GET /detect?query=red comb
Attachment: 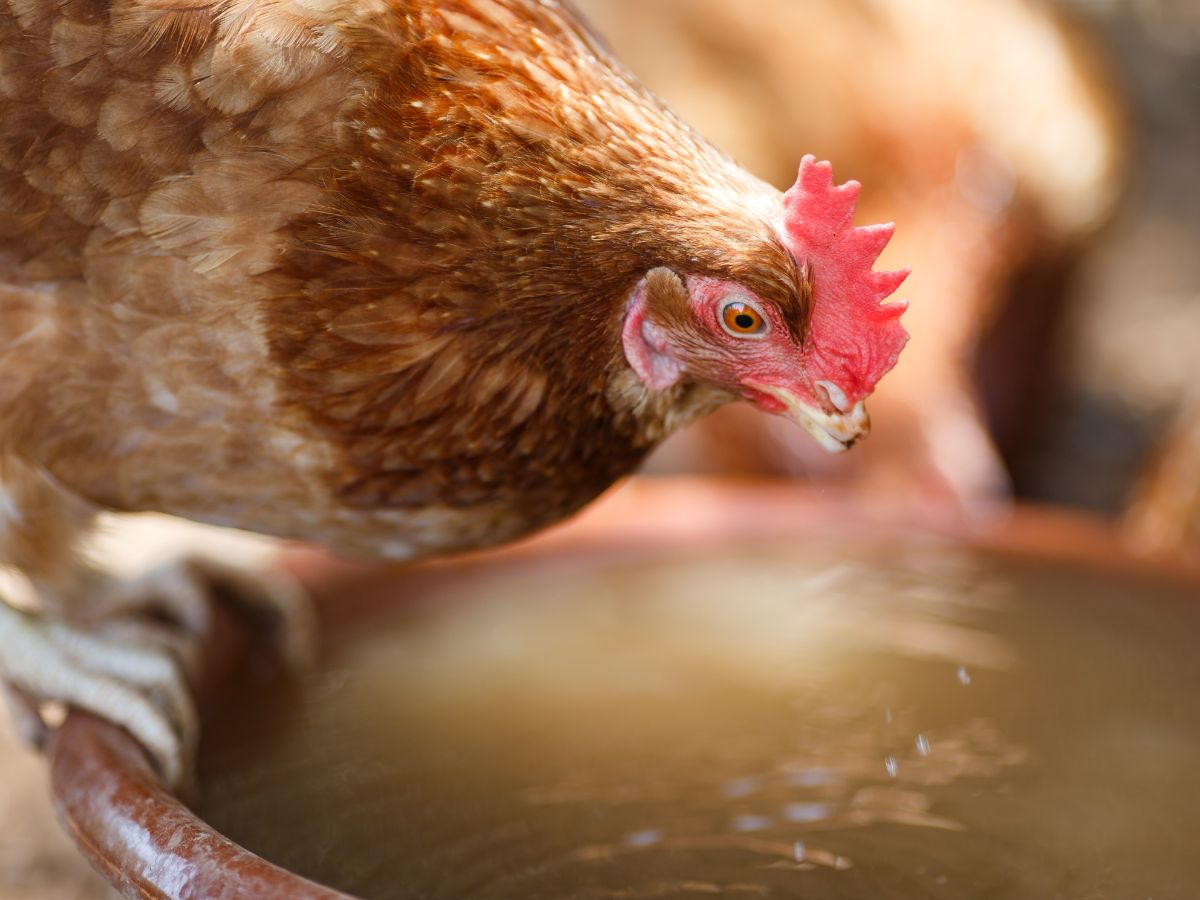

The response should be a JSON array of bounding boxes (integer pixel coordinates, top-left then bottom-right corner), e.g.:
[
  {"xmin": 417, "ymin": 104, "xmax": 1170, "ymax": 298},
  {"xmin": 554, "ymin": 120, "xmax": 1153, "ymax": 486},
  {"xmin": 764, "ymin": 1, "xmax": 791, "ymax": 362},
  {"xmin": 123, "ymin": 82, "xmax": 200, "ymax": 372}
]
[{"xmin": 783, "ymin": 156, "xmax": 909, "ymax": 406}]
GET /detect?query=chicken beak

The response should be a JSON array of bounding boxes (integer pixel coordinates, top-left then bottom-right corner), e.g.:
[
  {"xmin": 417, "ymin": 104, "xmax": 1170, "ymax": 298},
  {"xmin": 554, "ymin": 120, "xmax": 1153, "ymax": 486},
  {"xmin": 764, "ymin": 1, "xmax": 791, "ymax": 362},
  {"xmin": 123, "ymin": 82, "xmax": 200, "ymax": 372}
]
[{"xmin": 744, "ymin": 382, "xmax": 871, "ymax": 454}]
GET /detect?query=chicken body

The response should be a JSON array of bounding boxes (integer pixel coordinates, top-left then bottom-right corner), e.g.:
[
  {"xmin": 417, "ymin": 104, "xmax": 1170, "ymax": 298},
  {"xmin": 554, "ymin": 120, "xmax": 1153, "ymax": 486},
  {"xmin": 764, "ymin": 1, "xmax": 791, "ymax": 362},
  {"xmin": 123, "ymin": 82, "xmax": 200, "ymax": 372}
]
[
  {"xmin": 0, "ymin": 0, "xmax": 904, "ymax": 786},
  {"xmin": 0, "ymin": 0, "xmax": 807, "ymax": 567}
]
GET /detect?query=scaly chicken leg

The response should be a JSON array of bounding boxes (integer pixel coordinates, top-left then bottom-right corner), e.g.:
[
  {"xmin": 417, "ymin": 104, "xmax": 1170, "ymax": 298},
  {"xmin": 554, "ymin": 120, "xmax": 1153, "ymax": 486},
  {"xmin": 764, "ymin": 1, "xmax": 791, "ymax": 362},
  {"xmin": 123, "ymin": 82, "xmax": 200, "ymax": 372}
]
[
  {"xmin": 0, "ymin": 453, "xmax": 193, "ymax": 785},
  {"xmin": 0, "ymin": 600, "xmax": 197, "ymax": 788},
  {"xmin": 0, "ymin": 562, "xmax": 312, "ymax": 789},
  {"xmin": 0, "ymin": 455, "xmax": 311, "ymax": 788}
]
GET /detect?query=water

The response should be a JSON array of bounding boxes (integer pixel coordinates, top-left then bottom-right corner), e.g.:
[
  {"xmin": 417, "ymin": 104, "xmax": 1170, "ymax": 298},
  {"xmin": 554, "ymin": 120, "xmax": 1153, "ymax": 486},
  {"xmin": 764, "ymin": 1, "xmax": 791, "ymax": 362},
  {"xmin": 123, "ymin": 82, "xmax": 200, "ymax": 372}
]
[{"xmin": 199, "ymin": 539, "xmax": 1200, "ymax": 898}]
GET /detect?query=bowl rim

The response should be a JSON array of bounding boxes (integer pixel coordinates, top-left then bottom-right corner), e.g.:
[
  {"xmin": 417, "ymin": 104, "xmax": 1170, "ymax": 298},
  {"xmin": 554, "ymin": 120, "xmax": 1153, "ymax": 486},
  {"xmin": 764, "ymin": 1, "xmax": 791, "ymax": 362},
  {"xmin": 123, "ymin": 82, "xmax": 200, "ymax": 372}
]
[{"xmin": 45, "ymin": 480, "xmax": 1200, "ymax": 898}]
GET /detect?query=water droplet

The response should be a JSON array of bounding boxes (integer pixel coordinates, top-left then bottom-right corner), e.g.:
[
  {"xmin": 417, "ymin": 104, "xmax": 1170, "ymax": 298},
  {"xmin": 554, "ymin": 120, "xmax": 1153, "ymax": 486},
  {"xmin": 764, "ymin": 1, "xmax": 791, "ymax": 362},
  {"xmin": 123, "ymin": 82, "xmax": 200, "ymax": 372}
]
[
  {"xmin": 732, "ymin": 814, "xmax": 774, "ymax": 832},
  {"xmin": 783, "ymin": 802, "xmax": 830, "ymax": 823},
  {"xmin": 722, "ymin": 776, "xmax": 762, "ymax": 798},
  {"xmin": 915, "ymin": 733, "xmax": 931, "ymax": 756},
  {"xmin": 956, "ymin": 665, "xmax": 972, "ymax": 686},
  {"xmin": 785, "ymin": 768, "xmax": 839, "ymax": 788},
  {"xmin": 884, "ymin": 754, "xmax": 899, "ymax": 777},
  {"xmin": 623, "ymin": 829, "xmax": 663, "ymax": 847},
  {"xmin": 793, "ymin": 840, "xmax": 807, "ymax": 862}
]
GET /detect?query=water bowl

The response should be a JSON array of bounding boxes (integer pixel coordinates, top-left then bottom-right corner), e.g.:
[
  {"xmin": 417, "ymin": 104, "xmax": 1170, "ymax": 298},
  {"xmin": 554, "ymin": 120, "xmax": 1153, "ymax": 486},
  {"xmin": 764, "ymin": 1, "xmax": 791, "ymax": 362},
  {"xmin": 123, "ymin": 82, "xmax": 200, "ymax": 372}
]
[{"xmin": 47, "ymin": 482, "xmax": 1200, "ymax": 898}]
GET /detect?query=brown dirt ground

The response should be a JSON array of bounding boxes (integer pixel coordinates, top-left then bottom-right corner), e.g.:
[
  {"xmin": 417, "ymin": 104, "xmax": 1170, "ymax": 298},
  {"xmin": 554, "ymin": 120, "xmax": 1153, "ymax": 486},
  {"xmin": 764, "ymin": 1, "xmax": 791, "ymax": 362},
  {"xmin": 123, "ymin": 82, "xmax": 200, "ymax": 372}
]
[{"xmin": 0, "ymin": 716, "xmax": 110, "ymax": 899}]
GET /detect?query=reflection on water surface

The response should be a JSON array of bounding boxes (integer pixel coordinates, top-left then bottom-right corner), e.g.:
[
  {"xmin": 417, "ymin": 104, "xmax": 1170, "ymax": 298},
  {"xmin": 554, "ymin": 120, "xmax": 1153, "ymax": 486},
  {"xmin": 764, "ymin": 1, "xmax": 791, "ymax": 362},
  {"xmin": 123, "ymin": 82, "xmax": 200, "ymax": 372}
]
[{"xmin": 200, "ymin": 539, "xmax": 1200, "ymax": 898}]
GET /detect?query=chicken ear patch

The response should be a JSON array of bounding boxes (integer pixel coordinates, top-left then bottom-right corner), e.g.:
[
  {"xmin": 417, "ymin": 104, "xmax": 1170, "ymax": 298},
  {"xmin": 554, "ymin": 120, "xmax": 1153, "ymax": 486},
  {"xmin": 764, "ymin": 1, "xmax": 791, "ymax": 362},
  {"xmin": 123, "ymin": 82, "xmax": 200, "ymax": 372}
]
[
  {"xmin": 622, "ymin": 269, "xmax": 686, "ymax": 391},
  {"xmin": 782, "ymin": 156, "xmax": 909, "ymax": 406}
]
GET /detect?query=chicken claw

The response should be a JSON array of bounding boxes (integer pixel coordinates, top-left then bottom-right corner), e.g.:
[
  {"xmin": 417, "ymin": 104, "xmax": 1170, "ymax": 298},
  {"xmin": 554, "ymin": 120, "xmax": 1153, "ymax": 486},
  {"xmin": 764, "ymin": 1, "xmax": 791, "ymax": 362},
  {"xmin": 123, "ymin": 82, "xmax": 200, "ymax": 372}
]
[
  {"xmin": 0, "ymin": 600, "xmax": 197, "ymax": 790},
  {"xmin": 0, "ymin": 555, "xmax": 314, "ymax": 791}
]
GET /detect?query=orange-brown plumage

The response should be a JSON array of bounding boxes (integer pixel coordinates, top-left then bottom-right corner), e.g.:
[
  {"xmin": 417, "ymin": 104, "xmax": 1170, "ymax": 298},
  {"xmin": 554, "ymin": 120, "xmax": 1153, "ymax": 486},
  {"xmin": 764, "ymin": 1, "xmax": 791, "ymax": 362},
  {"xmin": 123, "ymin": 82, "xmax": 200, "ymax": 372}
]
[{"xmin": 0, "ymin": 0, "xmax": 901, "ymax": 565}]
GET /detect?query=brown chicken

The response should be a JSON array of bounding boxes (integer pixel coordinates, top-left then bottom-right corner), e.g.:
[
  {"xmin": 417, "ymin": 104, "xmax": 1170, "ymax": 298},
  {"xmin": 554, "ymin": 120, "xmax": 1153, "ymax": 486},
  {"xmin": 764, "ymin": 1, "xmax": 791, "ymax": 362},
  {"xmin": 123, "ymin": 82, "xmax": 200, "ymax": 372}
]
[{"xmin": 0, "ymin": 0, "xmax": 907, "ymax": 786}]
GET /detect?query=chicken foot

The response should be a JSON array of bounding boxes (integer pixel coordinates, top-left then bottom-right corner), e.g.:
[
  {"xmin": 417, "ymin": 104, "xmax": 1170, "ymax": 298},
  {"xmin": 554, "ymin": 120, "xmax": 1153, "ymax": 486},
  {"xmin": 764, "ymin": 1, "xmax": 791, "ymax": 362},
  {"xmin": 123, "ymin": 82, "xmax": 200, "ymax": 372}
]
[
  {"xmin": 0, "ymin": 554, "xmax": 314, "ymax": 791},
  {"xmin": 0, "ymin": 599, "xmax": 197, "ymax": 789}
]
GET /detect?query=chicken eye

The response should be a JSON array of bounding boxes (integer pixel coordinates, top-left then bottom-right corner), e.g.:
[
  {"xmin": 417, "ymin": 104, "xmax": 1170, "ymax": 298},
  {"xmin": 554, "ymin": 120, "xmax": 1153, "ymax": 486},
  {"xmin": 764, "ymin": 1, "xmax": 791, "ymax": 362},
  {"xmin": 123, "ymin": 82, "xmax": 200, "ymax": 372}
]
[{"xmin": 720, "ymin": 299, "xmax": 769, "ymax": 338}]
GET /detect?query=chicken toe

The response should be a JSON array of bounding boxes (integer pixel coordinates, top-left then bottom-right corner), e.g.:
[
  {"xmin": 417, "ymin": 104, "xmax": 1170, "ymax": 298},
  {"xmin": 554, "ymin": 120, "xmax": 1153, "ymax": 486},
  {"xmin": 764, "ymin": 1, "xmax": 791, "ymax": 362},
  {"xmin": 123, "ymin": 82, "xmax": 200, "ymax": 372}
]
[{"xmin": 0, "ymin": 599, "xmax": 197, "ymax": 789}]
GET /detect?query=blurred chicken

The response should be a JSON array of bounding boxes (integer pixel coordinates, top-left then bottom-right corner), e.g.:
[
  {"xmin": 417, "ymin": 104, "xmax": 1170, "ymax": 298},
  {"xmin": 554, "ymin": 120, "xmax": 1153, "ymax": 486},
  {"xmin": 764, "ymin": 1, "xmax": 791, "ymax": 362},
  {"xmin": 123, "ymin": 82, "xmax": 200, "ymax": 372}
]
[
  {"xmin": 0, "ymin": 0, "xmax": 908, "ymax": 786},
  {"xmin": 575, "ymin": 0, "xmax": 1126, "ymax": 510}
]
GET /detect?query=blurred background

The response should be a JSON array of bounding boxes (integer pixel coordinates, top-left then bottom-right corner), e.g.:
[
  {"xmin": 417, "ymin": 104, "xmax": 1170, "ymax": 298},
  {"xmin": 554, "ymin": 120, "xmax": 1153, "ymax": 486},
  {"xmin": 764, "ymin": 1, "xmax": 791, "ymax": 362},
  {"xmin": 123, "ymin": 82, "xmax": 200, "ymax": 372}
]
[{"xmin": 3, "ymin": 0, "xmax": 1199, "ymax": 896}]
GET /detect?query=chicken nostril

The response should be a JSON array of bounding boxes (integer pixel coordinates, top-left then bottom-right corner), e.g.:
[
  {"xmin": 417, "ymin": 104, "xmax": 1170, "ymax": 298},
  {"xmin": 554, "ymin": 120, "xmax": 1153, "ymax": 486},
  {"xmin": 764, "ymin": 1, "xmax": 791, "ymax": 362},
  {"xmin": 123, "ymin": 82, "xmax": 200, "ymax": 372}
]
[{"xmin": 814, "ymin": 379, "xmax": 850, "ymax": 414}]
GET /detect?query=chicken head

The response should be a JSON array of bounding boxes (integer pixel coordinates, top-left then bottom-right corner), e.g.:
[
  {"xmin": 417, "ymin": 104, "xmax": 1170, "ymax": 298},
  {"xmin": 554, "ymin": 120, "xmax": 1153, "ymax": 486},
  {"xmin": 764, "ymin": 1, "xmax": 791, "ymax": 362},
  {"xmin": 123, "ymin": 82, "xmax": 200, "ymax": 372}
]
[{"xmin": 622, "ymin": 156, "xmax": 909, "ymax": 453}]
